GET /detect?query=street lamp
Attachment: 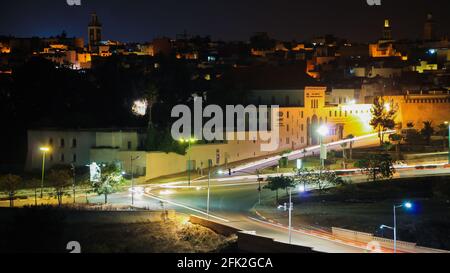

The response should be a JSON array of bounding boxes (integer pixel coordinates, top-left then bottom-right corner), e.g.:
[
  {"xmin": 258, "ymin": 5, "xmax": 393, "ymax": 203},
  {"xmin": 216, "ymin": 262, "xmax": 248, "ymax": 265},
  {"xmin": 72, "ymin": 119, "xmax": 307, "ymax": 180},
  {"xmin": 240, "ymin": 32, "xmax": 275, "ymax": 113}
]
[
  {"xmin": 130, "ymin": 155, "xmax": 141, "ymax": 206},
  {"xmin": 380, "ymin": 201, "xmax": 413, "ymax": 253},
  {"xmin": 445, "ymin": 121, "xmax": 450, "ymax": 164},
  {"xmin": 70, "ymin": 163, "xmax": 76, "ymax": 204},
  {"xmin": 317, "ymin": 125, "xmax": 328, "ymax": 172},
  {"xmin": 39, "ymin": 146, "xmax": 50, "ymax": 199},
  {"xmin": 180, "ymin": 137, "xmax": 196, "ymax": 186}
]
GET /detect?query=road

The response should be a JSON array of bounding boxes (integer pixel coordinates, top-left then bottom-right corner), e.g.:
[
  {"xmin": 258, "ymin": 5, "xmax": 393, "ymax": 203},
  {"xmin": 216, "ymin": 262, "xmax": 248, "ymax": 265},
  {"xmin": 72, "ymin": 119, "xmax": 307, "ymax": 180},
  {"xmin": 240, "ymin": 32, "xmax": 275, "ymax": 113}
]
[
  {"xmin": 86, "ymin": 132, "xmax": 450, "ymax": 253},
  {"xmin": 88, "ymin": 164, "xmax": 450, "ymax": 253}
]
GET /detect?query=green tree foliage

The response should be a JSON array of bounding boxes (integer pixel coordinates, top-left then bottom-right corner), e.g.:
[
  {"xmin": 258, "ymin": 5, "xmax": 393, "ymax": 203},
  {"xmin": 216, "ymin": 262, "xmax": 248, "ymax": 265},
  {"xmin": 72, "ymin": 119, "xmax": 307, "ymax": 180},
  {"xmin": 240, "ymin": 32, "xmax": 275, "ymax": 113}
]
[
  {"xmin": 146, "ymin": 126, "xmax": 187, "ymax": 155},
  {"xmin": 355, "ymin": 153, "xmax": 395, "ymax": 182},
  {"xmin": 370, "ymin": 97, "xmax": 398, "ymax": 145},
  {"xmin": 294, "ymin": 169, "xmax": 346, "ymax": 193},
  {"xmin": 0, "ymin": 174, "xmax": 22, "ymax": 207},
  {"xmin": 263, "ymin": 175, "xmax": 294, "ymax": 203},
  {"xmin": 91, "ymin": 164, "xmax": 125, "ymax": 204},
  {"xmin": 47, "ymin": 169, "xmax": 72, "ymax": 206},
  {"xmin": 420, "ymin": 121, "xmax": 434, "ymax": 145}
]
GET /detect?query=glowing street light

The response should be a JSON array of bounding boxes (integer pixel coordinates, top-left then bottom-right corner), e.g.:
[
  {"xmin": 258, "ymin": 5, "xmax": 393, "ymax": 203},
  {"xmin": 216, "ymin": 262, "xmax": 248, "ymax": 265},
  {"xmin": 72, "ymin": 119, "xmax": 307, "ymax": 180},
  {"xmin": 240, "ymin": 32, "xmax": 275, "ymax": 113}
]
[
  {"xmin": 317, "ymin": 125, "xmax": 329, "ymax": 137},
  {"xmin": 180, "ymin": 137, "xmax": 197, "ymax": 186},
  {"xmin": 317, "ymin": 125, "xmax": 328, "ymax": 171},
  {"xmin": 384, "ymin": 103, "xmax": 391, "ymax": 112},
  {"xmin": 380, "ymin": 201, "xmax": 414, "ymax": 253},
  {"xmin": 39, "ymin": 146, "xmax": 50, "ymax": 199}
]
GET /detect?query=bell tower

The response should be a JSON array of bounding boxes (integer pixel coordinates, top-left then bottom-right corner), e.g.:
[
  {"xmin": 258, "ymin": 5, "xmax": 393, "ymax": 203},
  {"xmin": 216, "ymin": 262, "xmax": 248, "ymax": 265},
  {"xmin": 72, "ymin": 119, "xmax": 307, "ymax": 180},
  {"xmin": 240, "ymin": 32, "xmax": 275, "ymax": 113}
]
[
  {"xmin": 382, "ymin": 19, "xmax": 392, "ymax": 41},
  {"xmin": 423, "ymin": 13, "xmax": 436, "ymax": 41},
  {"xmin": 88, "ymin": 13, "xmax": 102, "ymax": 51}
]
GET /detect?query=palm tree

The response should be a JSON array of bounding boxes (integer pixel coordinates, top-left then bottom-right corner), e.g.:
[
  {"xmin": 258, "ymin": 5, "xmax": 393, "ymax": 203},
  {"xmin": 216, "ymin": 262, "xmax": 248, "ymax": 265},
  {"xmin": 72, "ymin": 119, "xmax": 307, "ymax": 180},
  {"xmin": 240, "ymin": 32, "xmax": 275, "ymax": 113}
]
[
  {"xmin": 340, "ymin": 142, "xmax": 347, "ymax": 168},
  {"xmin": 346, "ymin": 134, "xmax": 355, "ymax": 161},
  {"xmin": 0, "ymin": 174, "xmax": 22, "ymax": 207},
  {"xmin": 438, "ymin": 123, "xmax": 449, "ymax": 150},
  {"xmin": 421, "ymin": 121, "xmax": 434, "ymax": 145},
  {"xmin": 145, "ymin": 83, "xmax": 158, "ymax": 129}
]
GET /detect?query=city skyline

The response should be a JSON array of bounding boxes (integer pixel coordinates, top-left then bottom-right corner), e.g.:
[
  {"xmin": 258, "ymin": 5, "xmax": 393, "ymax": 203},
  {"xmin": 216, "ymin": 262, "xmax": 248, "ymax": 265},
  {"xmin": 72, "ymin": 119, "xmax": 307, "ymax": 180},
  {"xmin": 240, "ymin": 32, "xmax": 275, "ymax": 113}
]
[{"xmin": 1, "ymin": 0, "xmax": 450, "ymax": 42}]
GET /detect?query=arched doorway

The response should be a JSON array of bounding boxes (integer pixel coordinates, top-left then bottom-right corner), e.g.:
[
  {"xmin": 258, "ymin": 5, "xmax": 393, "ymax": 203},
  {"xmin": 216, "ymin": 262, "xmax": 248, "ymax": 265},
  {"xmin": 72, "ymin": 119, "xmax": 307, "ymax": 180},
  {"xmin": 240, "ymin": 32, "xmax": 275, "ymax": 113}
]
[{"xmin": 307, "ymin": 115, "xmax": 319, "ymax": 145}]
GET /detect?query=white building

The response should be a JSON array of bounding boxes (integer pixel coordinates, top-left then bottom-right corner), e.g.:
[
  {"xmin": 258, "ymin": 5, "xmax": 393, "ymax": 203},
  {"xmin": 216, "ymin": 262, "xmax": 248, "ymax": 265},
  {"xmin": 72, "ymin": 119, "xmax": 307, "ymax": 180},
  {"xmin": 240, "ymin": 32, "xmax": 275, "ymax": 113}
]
[{"xmin": 26, "ymin": 129, "xmax": 145, "ymax": 172}]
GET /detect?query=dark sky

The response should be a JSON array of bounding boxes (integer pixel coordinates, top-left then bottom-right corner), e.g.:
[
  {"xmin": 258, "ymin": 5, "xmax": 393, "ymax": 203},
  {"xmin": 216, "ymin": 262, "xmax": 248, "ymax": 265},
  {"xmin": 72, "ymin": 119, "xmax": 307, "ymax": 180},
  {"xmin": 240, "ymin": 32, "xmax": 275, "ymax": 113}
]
[{"xmin": 0, "ymin": 0, "xmax": 449, "ymax": 42}]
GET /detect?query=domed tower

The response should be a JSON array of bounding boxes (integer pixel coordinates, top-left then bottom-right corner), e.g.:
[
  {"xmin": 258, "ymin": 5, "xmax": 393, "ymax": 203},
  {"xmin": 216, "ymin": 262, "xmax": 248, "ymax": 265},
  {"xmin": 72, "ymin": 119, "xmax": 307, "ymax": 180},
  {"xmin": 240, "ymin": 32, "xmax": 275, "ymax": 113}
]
[
  {"xmin": 382, "ymin": 19, "xmax": 392, "ymax": 41},
  {"xmin": 88, "ymin": 13, "xmax": 102, "ymax": 51},
  {"xmin": 423, "ymin": 13, "xmax": 436, "ymax": 41}
]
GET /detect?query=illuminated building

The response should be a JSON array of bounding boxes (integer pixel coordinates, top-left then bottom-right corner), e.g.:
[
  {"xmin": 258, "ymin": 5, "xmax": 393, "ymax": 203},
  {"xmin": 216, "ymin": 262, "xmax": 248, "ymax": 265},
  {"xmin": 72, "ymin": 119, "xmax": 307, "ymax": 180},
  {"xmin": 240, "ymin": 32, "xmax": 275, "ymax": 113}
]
[
  {"xmin": 26, "ymin": 129, "xmax": 146, "ymax": 172},
  {"xmin": 414, "ymin": 61, "xmax": 438, "ymax": 73}
]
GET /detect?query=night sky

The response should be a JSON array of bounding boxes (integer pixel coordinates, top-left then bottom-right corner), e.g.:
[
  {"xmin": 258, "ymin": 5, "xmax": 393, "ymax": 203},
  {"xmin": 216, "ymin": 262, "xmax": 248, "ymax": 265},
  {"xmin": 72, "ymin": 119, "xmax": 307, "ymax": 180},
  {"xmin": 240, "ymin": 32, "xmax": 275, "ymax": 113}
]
[{"xmin": 0, "ymin": 0, "xmax": 449, "ymax": 42}]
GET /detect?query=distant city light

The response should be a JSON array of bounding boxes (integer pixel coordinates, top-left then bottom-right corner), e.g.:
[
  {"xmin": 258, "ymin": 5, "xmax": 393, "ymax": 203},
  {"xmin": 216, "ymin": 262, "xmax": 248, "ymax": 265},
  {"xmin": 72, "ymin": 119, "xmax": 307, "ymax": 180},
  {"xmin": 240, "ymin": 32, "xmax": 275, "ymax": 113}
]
[
  {"xmin": 132, "ymin": 99, "xmax": 148, "ymax": 116},
  {"xmin": 428, "ymin": 49, "xmax": 437, "ymax": 55}
]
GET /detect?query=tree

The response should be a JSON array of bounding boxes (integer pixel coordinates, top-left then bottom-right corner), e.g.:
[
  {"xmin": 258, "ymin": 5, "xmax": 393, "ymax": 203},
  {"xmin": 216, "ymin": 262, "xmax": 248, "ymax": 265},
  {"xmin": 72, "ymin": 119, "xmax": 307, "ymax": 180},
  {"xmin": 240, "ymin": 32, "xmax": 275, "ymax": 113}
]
[
  {"xmin": 263, "ymin": 175, "xmax": 294, "ymax": 203},
  {"xmin": 47, "ymin": 169, "xmax": 72, "ymax": 206},
  {"xmin": 340, "ymin": 141, "xmax": 347, "ymax": 168},
  {"xmin": 389, "ymin": 133, "xmax": 403, "ymax": 159},
  {"xmin": 437, "ymin": 123, "xmax": 449, "ymax": 150},
  {"xmin": 91, "ymin": 163, "xmax": 125, "ymax": 204},
  {"xmin": 370, "ymin": 97, "xmax": 398, "ymax": 145},
  {"xmin": 420, "ymin": 121, "xmax": 434, "ymax": 145},
  {"xmin": 144, "ymin": 83, "xmax": 159, "ymax": 129},
  {"xmin": 355, "ymin": 153, "xmax": 395, "ymax": 182},
  {"xmin": 294, "ymin": 168, "xmax": 313, "ymax": 191},
  {"xmin": 346, "ymin": 134, "xmax": 355, "ymax": 160},
  {"xmin": 0, "ymin": 174, "xmax": 22, "ymax": 207}
]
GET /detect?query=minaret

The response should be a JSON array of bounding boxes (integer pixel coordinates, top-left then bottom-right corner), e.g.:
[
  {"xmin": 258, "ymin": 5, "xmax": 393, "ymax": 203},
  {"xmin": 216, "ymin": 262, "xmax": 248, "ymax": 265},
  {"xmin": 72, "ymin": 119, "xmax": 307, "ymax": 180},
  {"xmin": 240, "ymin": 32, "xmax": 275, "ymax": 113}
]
[
  {"xmin": 382, "ymin": 19, "xmax": 392, "ymax": 41},
  {"xmin": 423, "ymin": 13, "xmax": 436, "ymax": 41},
  {"xmin": 88, "ymin": 13, "xmax": 102, "ymax": 51}
]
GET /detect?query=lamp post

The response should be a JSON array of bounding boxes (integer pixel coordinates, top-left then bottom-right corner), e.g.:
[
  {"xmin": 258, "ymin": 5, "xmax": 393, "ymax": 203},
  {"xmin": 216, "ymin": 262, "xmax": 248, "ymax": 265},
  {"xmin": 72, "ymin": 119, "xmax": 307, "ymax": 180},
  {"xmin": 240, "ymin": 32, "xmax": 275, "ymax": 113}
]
[
  {"xmin": 39, "ymin": 147, "xmax": 50, "ymax": 199},
  {"xmin": 71, "ymin": 163, "xmax": 76, "ymax": 204},
  {"xmin": 317, "ymin": 125, "xmax": 328, "ymax": 178},
  {"xmin": 207, "ymin": 159, "xmax": 212, "ymax": 217},
  {"xmin": 380, "ymin": 201, "xmax": 413, "ymax": 253},
  {"xmin": 130, "ymin": 155, "xmax": 141, "ymax": 206},
  {"xmin": 445, "ymin": 121, "xmax": 450, "ymax": 164},
  {"xmin": 180, "ymin": 138, "xmax": 196, "ymax": 187},
  {"xmin": 288, "ymin": 187, "xmax": 293, "ymax": 244}
]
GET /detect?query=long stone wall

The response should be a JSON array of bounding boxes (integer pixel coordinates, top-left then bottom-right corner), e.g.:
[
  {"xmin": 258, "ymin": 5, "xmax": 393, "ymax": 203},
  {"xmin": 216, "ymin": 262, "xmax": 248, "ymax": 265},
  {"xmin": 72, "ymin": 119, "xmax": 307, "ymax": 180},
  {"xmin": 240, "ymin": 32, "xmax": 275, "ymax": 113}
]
[{"xmin": 332, "ymin": 227, "xmax": 449, "ymax": 253}]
